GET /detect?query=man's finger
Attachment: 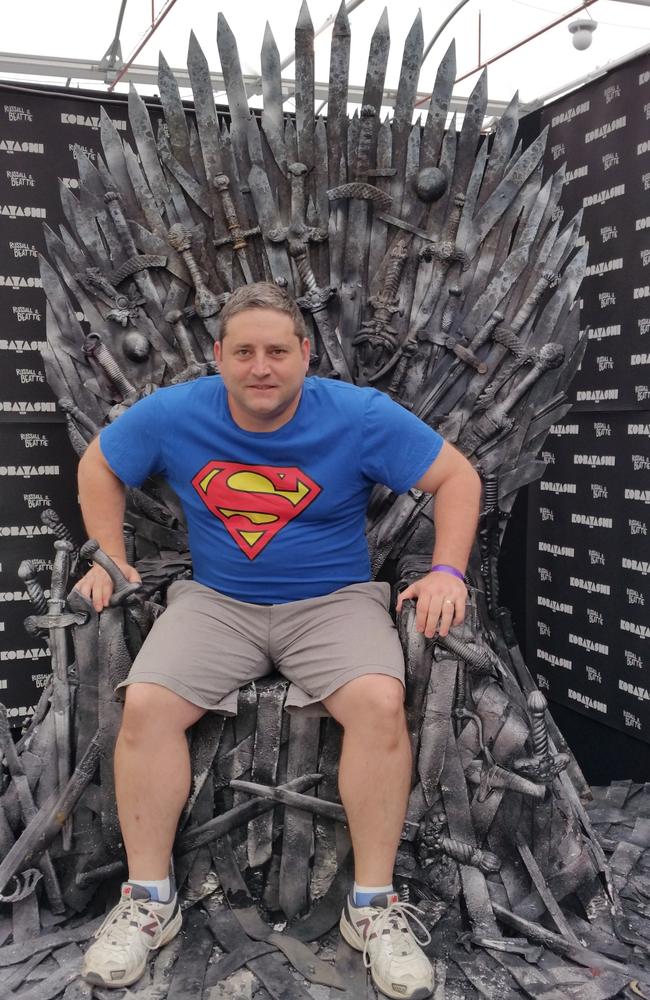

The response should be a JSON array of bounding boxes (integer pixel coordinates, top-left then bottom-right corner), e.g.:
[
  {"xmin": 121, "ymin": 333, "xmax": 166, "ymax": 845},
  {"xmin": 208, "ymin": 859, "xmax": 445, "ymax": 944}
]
[
  {"xmin": 436, "ymin": 598, "xmax": 456, "ymax": 637},
  {"xmin": 74, "ymin": 579, "xmax": 91, "ymax": 601},
  {"xmin": 415, "ymin": 593, "xmax": 435, "ymax": 634},
  {"xmin": 423, "ymin": 595, "xmax": 451, "ymax": 638},
  {"xmin": 396, "ymin": 585, "xmax": 416, "ymax": 613},
  {"xmin": 453, "ymin": 598, "xmax": 466, "ymax": 626},
  {"xmin": 73, "ymin": 567, "xmax": 115, "ymax": 613},
  {"xmin": 98, "ymin": 573, "xmax": 116, "ymax": 611},
  {"xmin": 92, "ymin": 582, "xmax": 107, "ymax": 613}
]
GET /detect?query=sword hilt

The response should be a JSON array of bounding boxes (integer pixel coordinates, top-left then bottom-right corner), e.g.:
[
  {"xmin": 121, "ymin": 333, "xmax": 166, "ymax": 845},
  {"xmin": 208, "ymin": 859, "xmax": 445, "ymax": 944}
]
[
  {"xmin": 17, "ymin": 560, "xmax": 48, "ymax": 615},
  {"xmin": 50, "ymin": 540, "xmax": 74, "ymax": 607},
  {"xmin": 80, "ymin": 540, "xmax": 142, "ymax": 607}
]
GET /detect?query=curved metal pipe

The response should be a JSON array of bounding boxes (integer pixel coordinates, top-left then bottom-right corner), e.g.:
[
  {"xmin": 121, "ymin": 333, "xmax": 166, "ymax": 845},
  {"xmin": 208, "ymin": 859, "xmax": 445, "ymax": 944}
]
[{"xmin": 423, "ymin": 0, "xmax": 474, "ymax": 62}]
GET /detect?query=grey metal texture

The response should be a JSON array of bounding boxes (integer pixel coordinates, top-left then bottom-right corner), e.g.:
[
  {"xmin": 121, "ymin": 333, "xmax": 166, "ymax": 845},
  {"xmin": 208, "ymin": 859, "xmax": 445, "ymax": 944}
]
[{"xmin": 3, "ymin": 4, "xmax": 645, "ymax": 999}]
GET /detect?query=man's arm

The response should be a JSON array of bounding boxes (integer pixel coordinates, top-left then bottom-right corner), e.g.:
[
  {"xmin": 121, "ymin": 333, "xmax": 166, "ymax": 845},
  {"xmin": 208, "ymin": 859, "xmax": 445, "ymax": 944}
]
[
  {"xmin": 75, "ymin": 437, "xmax": 141, "ymax": 612},
  {"xmin": 395, "ymin": 441, "xmax": 481, "ymax": 639}
]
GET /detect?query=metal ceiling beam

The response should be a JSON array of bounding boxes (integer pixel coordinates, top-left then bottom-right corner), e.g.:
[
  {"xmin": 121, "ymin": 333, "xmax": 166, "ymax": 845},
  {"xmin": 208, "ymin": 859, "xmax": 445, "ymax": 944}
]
[
  {"xmin": 0, "ymin": 52, "xmax": 512, "ymax": 116},
  {"xmin": 107, "ymin": 0, "xmax": 180, "ymax": 90},
  {"xmin": 99, "ymin": 0, "xmax": 129, "ymax": 78}
]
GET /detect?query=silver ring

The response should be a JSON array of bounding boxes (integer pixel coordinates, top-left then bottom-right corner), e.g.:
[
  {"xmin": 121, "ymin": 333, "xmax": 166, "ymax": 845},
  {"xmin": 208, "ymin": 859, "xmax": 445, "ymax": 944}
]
[{"xmin": 443, "ymin": 599, "xmax": 454, "ymax": 605}]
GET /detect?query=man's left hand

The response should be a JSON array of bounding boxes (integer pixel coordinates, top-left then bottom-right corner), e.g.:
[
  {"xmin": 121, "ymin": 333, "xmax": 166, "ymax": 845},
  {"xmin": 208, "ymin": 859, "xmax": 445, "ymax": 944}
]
[{"xmin": 396, "ymin": 571, "xmax": 467, "ymax": 638}]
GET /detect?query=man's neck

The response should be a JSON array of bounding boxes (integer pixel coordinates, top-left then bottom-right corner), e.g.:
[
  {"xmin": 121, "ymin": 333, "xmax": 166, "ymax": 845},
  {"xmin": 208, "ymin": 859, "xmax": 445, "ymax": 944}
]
[{"xmin": 226, "ymin": 392, "xmax": 302, "ymax": 432}]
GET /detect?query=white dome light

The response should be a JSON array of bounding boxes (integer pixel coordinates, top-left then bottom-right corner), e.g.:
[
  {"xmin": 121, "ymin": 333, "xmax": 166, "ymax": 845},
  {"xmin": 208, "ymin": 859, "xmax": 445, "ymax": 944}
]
[{"xmin": 569, "ymin": 18, "xmax": 598, "ymax": 50}]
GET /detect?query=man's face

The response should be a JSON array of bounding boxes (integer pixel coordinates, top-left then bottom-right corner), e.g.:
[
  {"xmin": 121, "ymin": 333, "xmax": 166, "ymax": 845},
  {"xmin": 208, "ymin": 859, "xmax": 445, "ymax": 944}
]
[{"xmin": 214, "ymin": 308, "xmax": 310, "ymax": 432}]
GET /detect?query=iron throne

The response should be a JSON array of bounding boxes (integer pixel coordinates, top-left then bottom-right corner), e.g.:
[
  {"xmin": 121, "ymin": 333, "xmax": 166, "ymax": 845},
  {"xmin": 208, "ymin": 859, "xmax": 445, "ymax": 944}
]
[{"xmin": 2, "ymin": 4, "xmax": 647, "ymax": 998}]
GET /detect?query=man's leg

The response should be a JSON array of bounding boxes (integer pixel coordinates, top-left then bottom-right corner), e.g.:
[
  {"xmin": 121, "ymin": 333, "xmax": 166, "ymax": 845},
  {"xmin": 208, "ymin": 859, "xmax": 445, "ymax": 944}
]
[
  {"xmin": 83, "ymin": 582, "xmax": 272, "ymax": 989},
  {"xmin": 115, "ymin": 682, "xmax": 206, "ymax": 880},
  {"xmin": 83, "ymin": 683, "xmax": 205, "ymax": 989},
  {"xmin": 271, "ymin": 583, "xmax": 433, "ymax": 997},
  {"xmin": 323, "ymin": 674, "xmax": 410, "ymax": 884},
  {"xmin": 325, "ymin": 674, "xmax": 433, "ymax": 999}
]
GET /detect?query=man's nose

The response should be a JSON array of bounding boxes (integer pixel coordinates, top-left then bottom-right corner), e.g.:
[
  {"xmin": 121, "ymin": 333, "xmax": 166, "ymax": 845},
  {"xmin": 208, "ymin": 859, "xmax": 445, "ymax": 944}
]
[{"xmin": 250, "ymin": 352, "xmax": 271, "ymax": 375}]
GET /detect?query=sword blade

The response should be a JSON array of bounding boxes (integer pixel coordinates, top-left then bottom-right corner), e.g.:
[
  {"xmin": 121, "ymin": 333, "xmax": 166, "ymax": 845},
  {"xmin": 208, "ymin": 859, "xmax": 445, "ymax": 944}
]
[
  {"xmin": 295, "ymin": 0, "xmax": 315, "ymax": 171},
  {"xmin": 327, "ymin": 2, "xmax": 351, "ymax": 189},
  {"xmin": 100, "ymin": 108, "xmax": 142, "ymax": 224},
  {"xmin": 392, "ymin": 11, "xmax": 423, "ymax": 215},
  {"xmin": 128, "ymin": 84, "xmax": 175, "ymax": 221},
  {"xmin": 468, "ymin": 126, "xmax": 550, "ymax": 259},
  {"xmin": 217, "ymin": 13, "xmax": 253, "ymax": 191},
  {"xmin": 422, "ymin": 39, "xmax": 456, "ymax": 169},
  {"xmin": 260, "ymin": 21, "xmax": 287, "ymax": 174},
  {"xmin": 158, "ymin": 52, "xmax": 192, "ymax": 171},
  {"xmin": 478, "ymin": 91, "xmax": 520, "ymax": 210},
  {"xmin": 362, "ymin": 7, "xmax": 390, "ymax": 117}
]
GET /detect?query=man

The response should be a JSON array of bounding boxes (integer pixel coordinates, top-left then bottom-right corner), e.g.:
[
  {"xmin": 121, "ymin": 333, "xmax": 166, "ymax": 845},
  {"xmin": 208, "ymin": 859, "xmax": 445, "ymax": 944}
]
[{"xmin": 76, "ymin": 282, "xmax": 480, "ymax": 1000}]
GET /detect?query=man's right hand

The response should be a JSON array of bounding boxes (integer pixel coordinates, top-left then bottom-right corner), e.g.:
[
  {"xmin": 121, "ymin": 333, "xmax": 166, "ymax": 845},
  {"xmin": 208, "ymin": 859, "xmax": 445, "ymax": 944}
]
[{"xmin": 74, "ymin": 558, "xmax": 141, "ymax": 613}]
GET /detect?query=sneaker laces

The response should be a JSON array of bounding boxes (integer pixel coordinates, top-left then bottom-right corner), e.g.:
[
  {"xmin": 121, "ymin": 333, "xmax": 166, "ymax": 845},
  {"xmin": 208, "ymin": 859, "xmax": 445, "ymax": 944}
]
[
  {"xmin": 360, "ymin": 900, "xmax": 432, "ymax": 970},
  {"xmin": 94, "ymin": 895, "xmax": 168, "ymax": 956}
]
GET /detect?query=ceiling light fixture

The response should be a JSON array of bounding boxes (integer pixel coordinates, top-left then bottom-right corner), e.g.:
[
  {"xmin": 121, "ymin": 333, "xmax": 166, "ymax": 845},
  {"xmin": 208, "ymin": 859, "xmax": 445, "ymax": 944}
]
[{"xmin": 568, "ymin": 17, "xmax": 598, "ymax": 49}]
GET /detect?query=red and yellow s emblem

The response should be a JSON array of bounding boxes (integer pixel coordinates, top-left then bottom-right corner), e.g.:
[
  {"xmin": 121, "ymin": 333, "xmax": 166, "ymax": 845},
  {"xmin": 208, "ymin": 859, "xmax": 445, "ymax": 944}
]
[{"xmin": 191, "ymin": 461, "xmax": 321, "ymax": 559}]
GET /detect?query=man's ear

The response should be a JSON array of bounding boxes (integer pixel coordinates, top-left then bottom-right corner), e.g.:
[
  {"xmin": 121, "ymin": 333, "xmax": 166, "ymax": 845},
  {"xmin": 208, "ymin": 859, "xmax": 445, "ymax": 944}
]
[
  {"xmin": 214, "ymin": 340, "xmax": 221, "ymax": 368},
  {"xmin": 301, "ymin": 337, "xmax": 310, "ymax": 370}
]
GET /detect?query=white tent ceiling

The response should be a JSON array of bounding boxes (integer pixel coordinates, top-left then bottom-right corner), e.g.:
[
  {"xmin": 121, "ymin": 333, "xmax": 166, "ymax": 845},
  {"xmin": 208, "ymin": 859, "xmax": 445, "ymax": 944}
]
[{"xmin": 2, "ymin": 0, "xmax": 650, "ymax": 120}]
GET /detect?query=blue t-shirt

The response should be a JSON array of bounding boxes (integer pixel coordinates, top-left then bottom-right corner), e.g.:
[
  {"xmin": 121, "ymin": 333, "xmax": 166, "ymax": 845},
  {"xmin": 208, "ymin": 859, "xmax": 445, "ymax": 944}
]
[{"xmin": 99, "ymin": 376, "xmax": 443, "ymax": 604}]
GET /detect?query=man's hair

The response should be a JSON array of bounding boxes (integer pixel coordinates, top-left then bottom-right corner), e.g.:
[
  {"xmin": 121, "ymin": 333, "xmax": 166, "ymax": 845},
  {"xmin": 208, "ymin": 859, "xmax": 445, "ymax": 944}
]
[{"xmin": 218, "ymin": 282, "xmax": 307, "ymax": 342}]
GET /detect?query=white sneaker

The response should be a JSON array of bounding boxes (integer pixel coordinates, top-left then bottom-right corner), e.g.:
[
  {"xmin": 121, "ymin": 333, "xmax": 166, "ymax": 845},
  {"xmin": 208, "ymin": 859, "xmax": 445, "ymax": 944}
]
[
  {"xmin": 82, "ymin": 883, "xmax": 182, "ymax": 988},
  {"xmin": 340, "ymin": 892, "xmax": 434, "ymax": 1000}
]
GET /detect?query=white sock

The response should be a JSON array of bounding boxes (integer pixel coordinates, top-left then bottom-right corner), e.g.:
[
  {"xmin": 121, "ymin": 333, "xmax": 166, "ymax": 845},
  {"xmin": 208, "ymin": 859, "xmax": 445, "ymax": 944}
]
[
  {"xmin": 352, "ymin": 882, "xmax": 395, "ymax": 906},
  {"xmin": 128, "ymin": 876, "xmax": 173, "ymax": 903}
]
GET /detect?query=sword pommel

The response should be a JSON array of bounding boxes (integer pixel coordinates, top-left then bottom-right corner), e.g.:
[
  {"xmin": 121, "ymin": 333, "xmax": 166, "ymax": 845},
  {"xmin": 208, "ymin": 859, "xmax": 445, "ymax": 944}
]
[
  {"xmin": 415, "ymin": 167, "xmax": 447, "ymax": 203},
  {"xmin": 167, "ymin": 223, "xmax": 192, "ymax": 254}
]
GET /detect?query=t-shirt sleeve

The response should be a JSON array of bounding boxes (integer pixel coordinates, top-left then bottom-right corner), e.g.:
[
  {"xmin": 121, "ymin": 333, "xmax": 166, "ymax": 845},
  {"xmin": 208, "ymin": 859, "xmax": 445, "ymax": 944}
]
[
  {"xmin": 360, "ymin": 389, "xmax": 444, "ymax": 493},
  {"xmin": 98, "ymin": 391, "xmax": 165, "ymax": 487}
]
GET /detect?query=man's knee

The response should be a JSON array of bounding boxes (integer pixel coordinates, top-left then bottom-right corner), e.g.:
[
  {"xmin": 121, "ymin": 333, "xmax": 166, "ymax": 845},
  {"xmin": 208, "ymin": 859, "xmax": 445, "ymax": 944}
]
[
  {"xmin": 327, "ymin": 675, "xmax": 406, "ymax": 733},
  {"xmin": 121, "ymin": 682, "xmax": 205, "ymax": 738}
]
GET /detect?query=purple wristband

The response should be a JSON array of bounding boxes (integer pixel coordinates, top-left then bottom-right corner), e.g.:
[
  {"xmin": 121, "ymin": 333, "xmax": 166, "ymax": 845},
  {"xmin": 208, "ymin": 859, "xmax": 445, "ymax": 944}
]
[{"xmin": 430, "ymin": 563, "xmax": 465, "ymax": 582}]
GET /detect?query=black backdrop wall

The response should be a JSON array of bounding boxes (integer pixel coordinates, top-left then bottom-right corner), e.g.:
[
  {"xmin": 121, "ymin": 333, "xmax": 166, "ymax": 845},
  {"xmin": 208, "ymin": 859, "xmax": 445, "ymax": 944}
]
[
  {"xmin": 0, "ymin": 66, "xmax": 648, "ymax": 768},
  {"xmin": 0, "ymin": 84, "xmax": 169, "ymax": 725},
  {"xmin": 525, "ymin": 51, "xmax": 650, "ymax": 747}
]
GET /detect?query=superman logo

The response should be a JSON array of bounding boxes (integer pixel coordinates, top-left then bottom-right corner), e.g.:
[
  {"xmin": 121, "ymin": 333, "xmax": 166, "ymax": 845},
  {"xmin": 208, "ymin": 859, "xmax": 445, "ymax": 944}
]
[{"xmin": 191, "ymin": 461, "xmax": 322, "ymax": 559}]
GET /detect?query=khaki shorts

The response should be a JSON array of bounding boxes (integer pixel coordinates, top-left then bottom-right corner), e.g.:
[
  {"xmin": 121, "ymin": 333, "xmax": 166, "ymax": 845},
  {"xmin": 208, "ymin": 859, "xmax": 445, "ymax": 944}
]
[{"xmin": 116, "ymin": 579, "xmax": 405, "ymax": 716}]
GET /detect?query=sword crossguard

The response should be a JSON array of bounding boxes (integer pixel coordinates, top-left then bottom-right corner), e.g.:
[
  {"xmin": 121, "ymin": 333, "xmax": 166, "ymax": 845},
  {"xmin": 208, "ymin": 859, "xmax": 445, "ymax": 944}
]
[
  {"xmin": 24, "ymin": 610, "xmax": 88, "ymax": 634},
  {"xmin": 446, "ymin": 339, "xmax": 488, "ymax": 374},
  {"xmin": 513, "ymin": 753, "xmax": 570, "ymax": 784},
  {"xmin": 419, "ymin": 240, "xmax": 469, "ymax": 268},
  {"xmin": 295, "ymin": 285, "xmax": 335, "ymax": 313}
]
